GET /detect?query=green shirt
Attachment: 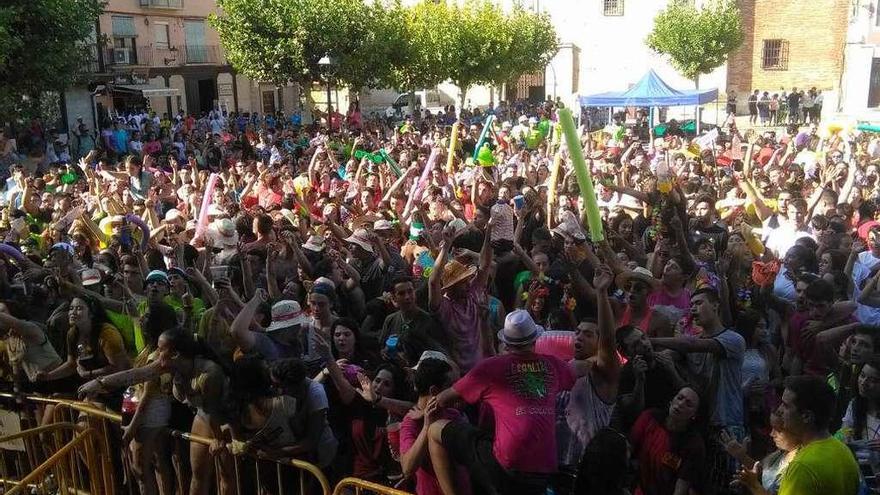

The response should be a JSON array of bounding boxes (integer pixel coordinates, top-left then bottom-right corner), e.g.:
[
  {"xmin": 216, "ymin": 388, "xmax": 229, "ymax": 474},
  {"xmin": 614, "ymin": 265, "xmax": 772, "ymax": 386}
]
[{"xmin": 779, "ymin": 436, "xmax": 859, "ymax": 495}]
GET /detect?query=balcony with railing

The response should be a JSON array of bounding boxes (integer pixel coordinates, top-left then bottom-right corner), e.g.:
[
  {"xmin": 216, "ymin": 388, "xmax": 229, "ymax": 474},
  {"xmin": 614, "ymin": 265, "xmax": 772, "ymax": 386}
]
[
  {"xmin": 184, "ymin": 45, "xmax": 225, "ymax": 65},
  {"xmin": 85, "ymin": 44, "xmax": 227, "ymax": 71},
  {"xmin": 138, "ymin": 0, "xmax": 183, "ymax": 8}
]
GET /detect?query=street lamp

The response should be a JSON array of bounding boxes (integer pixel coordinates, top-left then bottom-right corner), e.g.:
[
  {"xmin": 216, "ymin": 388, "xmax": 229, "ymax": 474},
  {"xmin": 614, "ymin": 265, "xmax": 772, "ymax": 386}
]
[{"xmin": 318, "ymin": 56, "xmax": 335, "ymax": 128}]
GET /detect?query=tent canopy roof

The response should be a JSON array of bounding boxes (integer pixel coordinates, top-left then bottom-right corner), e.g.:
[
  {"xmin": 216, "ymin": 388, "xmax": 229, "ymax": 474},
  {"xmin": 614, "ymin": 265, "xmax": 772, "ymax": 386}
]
[{"xmin": 579, "ymin": 69, "xmax": 717, "ymax": 107}]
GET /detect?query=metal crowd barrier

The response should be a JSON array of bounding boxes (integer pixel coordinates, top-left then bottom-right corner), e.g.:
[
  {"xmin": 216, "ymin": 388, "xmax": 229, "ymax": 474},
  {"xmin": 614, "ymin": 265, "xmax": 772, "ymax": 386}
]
[
  {"xmin": 0, "ymin": 422, "xmax": 105, "ymax": 494},
  {"xmin": 0, "ymin": 392, "xmax": 341, "ymax": 495},
  {"xmin": 332, "ymin": 477, "xmax": 415, "ymax": 495}
]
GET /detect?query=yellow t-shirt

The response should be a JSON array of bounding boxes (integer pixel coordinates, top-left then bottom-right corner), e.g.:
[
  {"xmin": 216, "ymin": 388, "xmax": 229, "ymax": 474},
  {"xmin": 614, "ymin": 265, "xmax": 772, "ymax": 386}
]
[{"xmin": 779, "ymin": 437, "xmax": 859, "ymax": 495}]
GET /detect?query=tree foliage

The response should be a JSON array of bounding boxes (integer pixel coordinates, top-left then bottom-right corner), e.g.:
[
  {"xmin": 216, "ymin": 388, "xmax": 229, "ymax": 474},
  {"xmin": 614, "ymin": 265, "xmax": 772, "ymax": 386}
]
[
  {"xmin": 0, "ymin": 0, "xmax": 104, "ymax": 119},
  {"xmin": 212, "ymin": 0, "xmax": 401, "ymax": 90},
  {"xmin": 443, "ymin": 0, "xmax": 558, "ymax": 106},
  {"xmin": 212, "ymin": 0, "xmax": 558, "ymax": 104},
  {"xmin": 646, "ymin": 0, "xmax": 744, "ymax": 86},
  {"xmin": 383, "ymin": 1, "xmax": 448, "ymax": 94}
]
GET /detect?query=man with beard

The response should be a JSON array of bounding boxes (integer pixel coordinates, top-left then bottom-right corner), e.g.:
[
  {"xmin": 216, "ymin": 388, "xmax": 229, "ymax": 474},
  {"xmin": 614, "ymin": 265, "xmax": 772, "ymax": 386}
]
[{"xmin": 612, "ymin": 325, "xmax": 686, "ymax": 431}]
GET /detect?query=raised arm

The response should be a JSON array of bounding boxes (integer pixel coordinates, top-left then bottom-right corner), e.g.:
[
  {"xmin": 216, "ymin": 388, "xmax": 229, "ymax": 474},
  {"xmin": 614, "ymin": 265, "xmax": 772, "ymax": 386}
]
[
  {"xmin": 428, "ymin": 229, "xmax": 454, "ymax": 312},
  {"xmin": 229, "ymin": 289, "xmax": 265, "ymax": 352},
  {"xmin": 592, "ymin": 264, "xmax": 620, "ymax": 378}
]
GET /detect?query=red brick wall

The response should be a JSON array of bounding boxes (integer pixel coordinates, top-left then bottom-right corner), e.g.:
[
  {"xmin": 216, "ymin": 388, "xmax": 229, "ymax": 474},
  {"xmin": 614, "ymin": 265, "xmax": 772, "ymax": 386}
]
[{"xmin": 726, "ymin": 0, "xmax": 848, "ymax": 97}]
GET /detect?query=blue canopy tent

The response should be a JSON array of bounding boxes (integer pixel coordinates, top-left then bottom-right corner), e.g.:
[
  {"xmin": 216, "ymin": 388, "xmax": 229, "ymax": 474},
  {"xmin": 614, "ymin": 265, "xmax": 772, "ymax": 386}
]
[{"xmin": 578, "ymin": 70, "xmax": 718, "ymax": 132}]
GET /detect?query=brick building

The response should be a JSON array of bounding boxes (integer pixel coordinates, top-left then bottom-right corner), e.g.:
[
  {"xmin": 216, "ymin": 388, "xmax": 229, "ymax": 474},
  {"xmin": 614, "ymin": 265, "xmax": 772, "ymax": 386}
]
[
  {"xmin": 64, "ymin": 0, "xmax": 302, "ymax": 135},
  {"xmin": 726, "ymin": 0, "xmax": 849, "ymax": 112}
]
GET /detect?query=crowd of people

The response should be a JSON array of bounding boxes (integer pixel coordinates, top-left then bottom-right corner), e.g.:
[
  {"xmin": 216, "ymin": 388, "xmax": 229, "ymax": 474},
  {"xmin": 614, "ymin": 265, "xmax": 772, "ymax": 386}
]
[
  {"xmin": 0, "ymin": 96, "xmax": 879, "ymax": 495},
  {"xmin": 728, "ymin": 87, "xmax": 825, "ymax": 127}
]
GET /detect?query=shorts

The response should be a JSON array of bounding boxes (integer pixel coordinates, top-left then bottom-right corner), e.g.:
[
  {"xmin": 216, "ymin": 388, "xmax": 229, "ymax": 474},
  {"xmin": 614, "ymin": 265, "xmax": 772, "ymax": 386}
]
[{"xmin": 441, "ymin": 421, "xmax": 550, "ymax": 495}]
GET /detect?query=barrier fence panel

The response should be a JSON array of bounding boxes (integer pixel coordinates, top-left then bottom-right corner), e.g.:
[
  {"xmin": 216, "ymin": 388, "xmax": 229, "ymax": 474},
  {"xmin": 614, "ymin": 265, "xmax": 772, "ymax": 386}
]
[
  {"xmin": 0, "ymin": 393, "xmax": 411, "ymax": 495},
  {"xmin": 332, "ymin": 477, "xmax": 414, "ymax": 495}
]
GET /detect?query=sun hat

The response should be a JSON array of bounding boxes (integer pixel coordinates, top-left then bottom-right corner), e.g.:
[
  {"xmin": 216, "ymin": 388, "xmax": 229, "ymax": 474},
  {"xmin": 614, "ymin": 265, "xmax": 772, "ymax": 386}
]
[
  {"xmin": 615, "ymin": 266, "xmax": 660, "ymax": 291},
  {"xmin": 279, "ymin": 208, "xmax": 298, "ymax": 227},
  {"xmin": 373, "ymin": 219, "xmax": 394, "ymax": 231},
  {"xmin": 410, "ymin": 350, "xmax": 454, "ymax": 371},
  {"xmin": 497, "ymin": 309, "xmax": 543, "ymax": 347},
  {"xmin": 164, "ymin": 208, "xmax": 183, "ymax": 222},
  {"xmin": 303, "ymin": 234, "xmax": 326, "ymax": 252},
  {"xmin": 265, "ymin": 300, "xmax": 308, "ymax": 332},
  {"xmin": 440, "ymin": 259, "xmax": 477, "ymax": 291},
  {"xmin": 344, "ymin": 228, "xmax": 375, "ymax": 254},
  {"xmin": 81, "ymin": 268, "xmax": 102, "ymax": 287},
  {"xmin": 207, "ymin": 218, "xmax": 238, "ymax": 248},
  {"xmin": 551, "ymin": 215, "xmax": 586, "ymax": 241}
]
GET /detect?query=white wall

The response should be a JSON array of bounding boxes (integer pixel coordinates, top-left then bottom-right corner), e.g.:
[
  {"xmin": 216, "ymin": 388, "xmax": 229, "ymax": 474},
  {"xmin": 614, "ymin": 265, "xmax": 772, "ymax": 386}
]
[{"xmin": 540, "ymin": 0, "xmax": 726, "ymax": 99}]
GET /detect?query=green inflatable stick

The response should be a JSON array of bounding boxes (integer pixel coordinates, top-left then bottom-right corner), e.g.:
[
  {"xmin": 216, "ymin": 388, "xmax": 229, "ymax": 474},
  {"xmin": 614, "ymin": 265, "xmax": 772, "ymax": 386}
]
[
  {"xmin": 353, "ymin": 149, "xmax": 384, "ymax": 164},
  {"xmin": 378, "ymin": 149, "xmax": 402, "ymax": 178},
  {"xmin": 557, "ymin": 108, "xmax": 604, "ymax": 242}
]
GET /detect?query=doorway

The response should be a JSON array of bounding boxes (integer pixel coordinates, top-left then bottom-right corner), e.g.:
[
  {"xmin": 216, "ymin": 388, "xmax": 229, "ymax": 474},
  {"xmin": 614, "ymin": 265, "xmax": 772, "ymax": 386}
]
[
  {"xmin": 869, "ymin": 58, "xmax": 880, "ymax": 108},
  {"xmin": 198, "ymin": 78, "xmax": 216, "ymax": 114}
]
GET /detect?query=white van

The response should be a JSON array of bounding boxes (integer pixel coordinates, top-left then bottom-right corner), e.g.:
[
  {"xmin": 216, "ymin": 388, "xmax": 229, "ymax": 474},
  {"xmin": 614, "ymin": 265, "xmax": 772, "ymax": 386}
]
[{"xmin": 385, "ymin": 89, "xmax": 455, "ymax": 118}]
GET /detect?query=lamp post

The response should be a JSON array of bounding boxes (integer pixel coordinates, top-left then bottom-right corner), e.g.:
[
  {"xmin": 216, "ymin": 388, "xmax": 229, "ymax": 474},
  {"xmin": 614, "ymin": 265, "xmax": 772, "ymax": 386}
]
[{"xmin": 318, "ymin": 56, "xmax": 335, "ymax": 128}]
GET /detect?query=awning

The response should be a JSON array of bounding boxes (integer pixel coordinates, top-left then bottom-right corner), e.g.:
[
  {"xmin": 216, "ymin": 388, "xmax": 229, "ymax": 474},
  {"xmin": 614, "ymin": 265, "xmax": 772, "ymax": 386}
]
[
  {"xmin": 579, "ymin": 69, "xmax": 718, "ymax": 107},
  {"xmin": 112, "ymin": 84, "xmax": 180, "ymax": 98}
]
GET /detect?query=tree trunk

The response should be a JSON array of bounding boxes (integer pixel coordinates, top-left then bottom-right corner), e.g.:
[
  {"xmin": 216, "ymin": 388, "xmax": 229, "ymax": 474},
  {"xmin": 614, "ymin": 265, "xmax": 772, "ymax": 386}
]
[
  {"xmin": 409, "ymin": 88, "xmax": 418, "ymax": 123},
  {"xmin": 458, "ymin": 86, "xmax": 467, "ymax": 117},
  {"xmin": 302, "ymin": 84, "xmax": 317, "ymax": 126}
]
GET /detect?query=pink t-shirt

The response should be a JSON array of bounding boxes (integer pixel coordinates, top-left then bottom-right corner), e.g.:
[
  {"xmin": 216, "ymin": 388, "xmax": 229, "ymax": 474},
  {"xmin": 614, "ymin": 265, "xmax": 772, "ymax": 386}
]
[
  {"xmin": 647, "ymin": 286, "xmax": 691, "ymax": 313},
  {"xmin": 437, "ymin": 281, "xmax": 490, "ymax": 372},
  {"xmin": 453, "ymin": 352, "xmax": 576, "ymax": 473},
  {"xmin": 400, "ymin": 409, "xmax": 471, "ymax": 495}
]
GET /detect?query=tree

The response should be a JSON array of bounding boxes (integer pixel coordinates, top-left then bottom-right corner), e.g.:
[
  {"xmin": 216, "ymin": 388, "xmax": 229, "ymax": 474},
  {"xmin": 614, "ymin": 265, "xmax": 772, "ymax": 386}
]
[
  {"xmin": 489, "ymin": 6, "xmax": 557, "ymax": 88},
  {"xmin": 383, "ymin": 1, "xmax": 449, "ymax": 117},
  {"xmin": 0, "ymin": 0, "xmax": 104, "ymax": 120},
  {"xmin": 646, "ymin": 0, "xmax": 744, "ymax": 88},
  {"xmin": 212, "ymin": 0, "xmax": 401, "ymax": 99},
  {"xmin": 443, "ymin": 0, "xmax": 558, "ymax": 110}
]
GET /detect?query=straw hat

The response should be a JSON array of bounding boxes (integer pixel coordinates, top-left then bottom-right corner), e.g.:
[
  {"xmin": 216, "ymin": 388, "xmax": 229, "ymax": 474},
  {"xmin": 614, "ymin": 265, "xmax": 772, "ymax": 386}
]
[
  {"xmin": 440, "ymin": 259, "xmax": 477, "ymax": 291},
  {"xmin": 615, "ymin": 266, "xmax": 660, "ymax": 291}
]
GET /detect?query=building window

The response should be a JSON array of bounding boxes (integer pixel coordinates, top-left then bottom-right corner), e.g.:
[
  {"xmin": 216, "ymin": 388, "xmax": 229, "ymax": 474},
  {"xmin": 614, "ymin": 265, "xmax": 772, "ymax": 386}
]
[
  {"xmin": 111, "ymin": 16, "xmax": 138, "ymax": 65},
  {"xmin": 153, "ymin": 22, "xmax": 170, "ymax": 50},
  {"xmin": 603, "ymin": 0, "xmax": 624, "ymax": 16},
  {"xmin": 185, "ymin": 20, "xmax": 207, "ymax": 63},
  {"xmin": 761, "ymin": 39, "xmax": 789, "ymax": 70}
]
